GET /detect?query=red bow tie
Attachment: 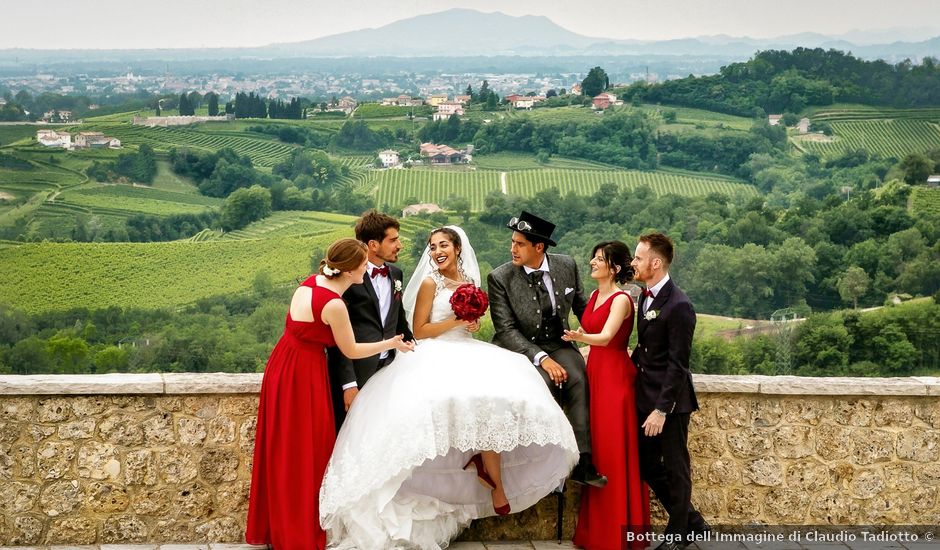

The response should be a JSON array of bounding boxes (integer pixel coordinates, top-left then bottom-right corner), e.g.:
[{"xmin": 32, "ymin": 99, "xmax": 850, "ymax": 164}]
[
  {"xmin": 371, "ymin": 265, "xmax": 390, "ymax": 278},
  {"xmin": 643, "ymin": 289, "xmax": 654, "ymax": 298}
]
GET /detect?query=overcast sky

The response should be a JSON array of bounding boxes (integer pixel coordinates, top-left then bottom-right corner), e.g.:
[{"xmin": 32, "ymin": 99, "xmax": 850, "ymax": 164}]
[{"xmin": 2, "ymin": 0, "xmax": 939, "ymax": 49}]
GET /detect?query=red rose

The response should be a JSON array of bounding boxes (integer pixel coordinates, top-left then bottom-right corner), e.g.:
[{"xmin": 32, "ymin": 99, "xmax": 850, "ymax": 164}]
[{"xmin": 450, "ymin": 284, "xmax": 489, "ymax": 322}]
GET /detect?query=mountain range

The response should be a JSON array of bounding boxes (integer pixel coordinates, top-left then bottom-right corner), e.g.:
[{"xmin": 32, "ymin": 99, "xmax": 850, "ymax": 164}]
[{"xmin": 1, "ymin": 9, "xmax": 938, "ymax": 63}]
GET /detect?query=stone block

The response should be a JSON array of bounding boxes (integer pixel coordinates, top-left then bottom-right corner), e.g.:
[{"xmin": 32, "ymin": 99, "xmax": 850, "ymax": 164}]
[
  {"xmin": 163, "ymin": 373, "xmax": 262, "ymax": 394},
  {"xmin": 883, "ymin": 462, "xmax": 916, "ymax": 491},
  {"xmin": 182, "ymin": 396, "xmax": 219, "ymax": 420},
  {"xmin": 785, "ymin": 459, "xmax": 829, "ymax": 491},
  {"xmin": 809, "ymin": 488, "xmax": 860, "ymax": 524},
  {"xmin": 0, "ymin": 482, "xmax": 40, "ymax": 515},
  {"xmin": 834, "ymin": 399, "xmax": 874, "ymax": 426},
  {"xmin": 707, "ymin": 459, "xmax": 740, "ymax": 485},
  {"xmin": 726, "ymin": 487, "xmax": 761, "ymax": 518},
  {"xmin": 37, "ymin": 441, "xmax": 75, "ymax": 480},
  {"xmin": 131, "ymin": 488, "xmax": 173, "ymax": 516},
  {"xmin": 1, "ymin": 374, "xmax": 163, "ymax": 395},
  {"xmin": 814, "ymin": 424, "xmax": 852, "ymax": 460},
  {"xmin": 850, "ymin": 428, "xmax": 894, "ymax": 465},
  {"xmin": 716, "ymin": 399, "xmax": 752, "ymax": 429},
  {"xmin": 69, "ymin": 395, "xmax": 109, "ymax": 417},
  {"xmin": 0, "ymin": 397, "xmax": 35, "ymax": 420},
  {"xmin": 742, "ymin": 457, "xmax": 782, "ymax": 486},
  {"xmin": 219, "ymin": 396, "xmax": 257, "ymax": 417},
  {"xmin": 27, "ymin": 424, "xmax": 55, "ymax": 443},
  {"xmin": 752, "ymin": 399, "xmax": 783, "ymax": 427},
  {"xmin": 726, "ymin": 429, "xmax": 772, "ymax": 458},
  {"xmin": 58, "ymin": 418, "xmax": 96, "ymax": 440},
  {"xmin": 239, "ymin": 417, "xmax": 257, "ymax": 454},
  {"xmin": 194, "ymin": 517, "xmax": 244, "ymax": 543},
  {"xmin": 772, "ymin": 426, "xmax": 813, "ymax": 458},
  {"xmin": 0, "ymin": 420, "xmax": 20, "ymax": 443},
  {"xmin": 142, "ymin": 413, "xmax": 175, "ymax": 445},
  {"xmin": 45, "ymin": 517, "xmax": 97, "ymax": 545},
  {"xmin": 8, "ymin": 514, "xmax": 44, "ymax": 545},
  {"xmin": 39, "ymin": 479, "xmax": 83, "ymax": 517},
  {"xmin": 159, "ymin": 448, "xmax": 198, "ymax": 484},
  {"xmin": 125, "ymin": 450, "xmax": 158, "ymax": 486},
  {"xmin": 896, "ymin": 429, "xmax": 940, "ymax": 462},
  {"xmin": 77, "ymin": 441, "xmax": 120, "ymax": 480},
  {"xmin": 215, "ymin": 481, "xmax": 250, "ymax": 514},
  {"xmin": 873, "ymin": 400, "xmax": 914, "ymax": 427},
  {"xmin": 101, "ymin": 515, "xmax": 149, "ymax": 543},
  {"xmin": 208, "ymin": 416, "xmax": 236, "ymax": 445},
  {"xmin": 177, "ymin": 417, "xmax": 207, "ymax": 446},
  {"xmin": 849, "ymin": 469, "xmax": 885, "ymax": 499},
  {"xmin": 86, "ymin": 481, "xmax": 130, "ymax": 513},
  {"xmin": 763, "ymin": 488, "xmax": 811, "ymax": 522},
  {"xmin": 99, "ymin": 414, "xmax": 144, "ymax": 446},
  {"xmin": 37, "ymin": 397, "xmax": 72, "ymax": 422},
  {"xmin": 176, "ymin": 483, "xmax": 213, "ymax": 519},
  {"xmin": 688, "ymin": 431, "xmax": 725, "ymax": 458}
]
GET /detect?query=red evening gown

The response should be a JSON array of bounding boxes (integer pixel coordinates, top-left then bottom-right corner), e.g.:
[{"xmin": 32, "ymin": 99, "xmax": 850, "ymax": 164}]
[
  {"xmin": 573, "ymin": 290, "xmax": 650, "ymax": 550},
  {"xmin": 246, "ymin": 275, "xmax": 339, "ymax": 550}
]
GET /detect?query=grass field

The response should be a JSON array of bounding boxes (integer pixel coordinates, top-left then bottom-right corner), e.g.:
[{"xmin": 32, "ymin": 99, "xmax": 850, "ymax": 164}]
[
  {"xmin": 0, "ymin": 231, "xmax": 349, "ymax": 312},
  {"xmin": 911, "ymin": 186, "xmax": 940, "ymax": 216},
  {"xmin": 796, "ymin": 119, "xmax": 940, "ymax": 159},
  {"xmin": 0, "ymin": 125, "xmax": 41, "ymax": 147},
  {"xmin": 374, "ymin": 166, "xmax": 757, "ymax": 211},
  {"xmin": 218, "ymin": 210, "xmax": 355, "ymax": 241},
  {"xmin": 472, "ymin": 152, "xmax": 624, "ymax": 171}
]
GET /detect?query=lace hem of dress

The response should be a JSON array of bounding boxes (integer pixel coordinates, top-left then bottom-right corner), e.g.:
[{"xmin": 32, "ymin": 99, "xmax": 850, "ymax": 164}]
[{"xmin": 319, "ymin": 398, "xmax": 577, "ymax": 515}]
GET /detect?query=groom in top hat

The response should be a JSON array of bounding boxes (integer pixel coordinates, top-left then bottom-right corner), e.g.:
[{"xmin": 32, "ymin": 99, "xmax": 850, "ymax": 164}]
[
  {"xmin": 327, "ymin": 210, "xmax": 413, "ymax": 431},
  {"xmin": 488, "ymin": 211, "xmax": 607, "ymax": 487}
]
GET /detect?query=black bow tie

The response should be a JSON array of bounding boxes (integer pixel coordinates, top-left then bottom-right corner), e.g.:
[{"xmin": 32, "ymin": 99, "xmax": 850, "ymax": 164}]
[{"xmin": 528, "ymin": 270, "xmax": 545, "ymax": 284}]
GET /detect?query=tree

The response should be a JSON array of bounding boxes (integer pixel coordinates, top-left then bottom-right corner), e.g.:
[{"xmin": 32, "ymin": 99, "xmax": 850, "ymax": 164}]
[
  {"xmin": 546, "ymin": 89, "xmax": 557, "ymax": 98},
  {"xmin": 581, "ymin": 66, "xmax": 610, "ymax": 97},
  {"xmin": 178, "ymin": 93, "xmax": 195, "ymax": 116},
  {"xmin": 485, "ymin": 92, "xmax": 497, "ymax": 111},
  {"xmin": 837, "ymin": 266, "xmax": 870, "ymax": 309},
  {"xmin": 900, "ymin": 153, "xmax": 933, "ymax": 185},
  {"xmin": 478, "ymin": 80, "xmax": 490, "ymax": 104},
  {"xmin": 465, "ymin": 84, "xmax": 474, "ymax": 102},
  {"xmin": 206, "ymin": 92, "xmax": 219, "ymax": 116},
  {"xmin": 221, "ymin": 185, "xmax": 272, "ymax": 231},
  {"xmin": 155, "ymin": 100, "xmax": 161, "ymax": 116}
]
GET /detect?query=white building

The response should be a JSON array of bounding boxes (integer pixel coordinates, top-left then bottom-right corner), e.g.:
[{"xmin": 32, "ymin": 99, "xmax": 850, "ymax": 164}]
[
  {"xmin": 378, "ymin": 149, "xmax": 400, "ymax": 168},
  {"xmin": 768, "ymin": 114, "xmax": 783, "ymax": 126},
  {"xmin": 403, "ymin": 203, "xmax": 443, "ymax": 217},
  {"xmin": 36, "ymin": 129, "xmax": 71, "ymax": 149},
  {"xmin": 433, "ymin": 101, "xmax": 464, "ymax": 121}
]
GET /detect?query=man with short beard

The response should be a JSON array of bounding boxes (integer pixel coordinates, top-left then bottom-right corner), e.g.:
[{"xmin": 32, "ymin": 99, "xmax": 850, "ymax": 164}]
[
  {"xmin": 327, "ymin": 210, "xmax": 413, "ymax": 430},
  {"xmin": 630, "ymin": 233, "xmax": 708, "ymax": 550}
]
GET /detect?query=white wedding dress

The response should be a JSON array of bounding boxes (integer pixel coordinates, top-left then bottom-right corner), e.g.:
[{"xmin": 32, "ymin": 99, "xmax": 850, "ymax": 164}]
[{"xmin": 319, "ymin": 270, "xmax": 579, "ymax": 550}]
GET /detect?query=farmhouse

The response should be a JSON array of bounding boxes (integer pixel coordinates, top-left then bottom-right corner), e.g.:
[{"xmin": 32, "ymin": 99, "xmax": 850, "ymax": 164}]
[
  {"xmin": 402, "ymin": 203, "xmax": 444, "ymax": 217},
  {"xmin": 426, "ymin": 94, "xmax": 449, "ymax": 107},
  {"xmin": 798, "ymin": 117, "xmax": 811, "ymax": 133},
  {"xmin": 378, "ymin": 149, "xmax": 400, "ymax": 168},
  {"xmin": 433, "ymin": 101, "xmax": 464, "ymax": 121},
  {"xmin": 768, "ymin": 114, "xmax": 783, "ymax": 126},
  {"xmin": 41, "ymin": 109, "xmax": 72, "ymax": 123},
  {"xmin": 928, "ymin": 175, "xmax": 940, "ymax": 188},
  {"xmin": 420, "ymin": 143, "xmax": 470, "ymax": 164},
  {"xmin": 454, "ymin": 95, "xmax": 471, "ymax": 105},
  {"xmin": 36, "ymin": 129, "xmax": 71, "ymax": 149},
  {"xmin": 592, "ymin": 92, "xmax": 622, "ymax": 110},
  {"xmin": 74, "ymin": 132, "xmax": 121, "ymax": 149},
  {"xmin": 570, "ymin": 83, "xmax": 582, "ymax": 95}
]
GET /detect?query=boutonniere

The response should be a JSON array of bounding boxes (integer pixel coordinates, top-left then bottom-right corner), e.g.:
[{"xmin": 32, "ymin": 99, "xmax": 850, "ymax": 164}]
[
  {"xmin": 394, "ymin": 279, "xmax": 402, "ymax": 297},
  {"xmin": 644, "ymin": 309, "xmax": 659, "ymax": 321}
]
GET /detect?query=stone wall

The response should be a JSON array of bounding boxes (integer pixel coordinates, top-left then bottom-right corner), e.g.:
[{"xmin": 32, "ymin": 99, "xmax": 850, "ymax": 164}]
[{"xmin": 0, "ymin": 374, "xmax": 938, "ymax": 545}]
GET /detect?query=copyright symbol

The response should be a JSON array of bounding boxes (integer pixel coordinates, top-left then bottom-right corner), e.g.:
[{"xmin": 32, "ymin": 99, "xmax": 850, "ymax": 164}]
[{"xmin": 925, "ymin": 533, "xmax": 934, "ymax": 542}]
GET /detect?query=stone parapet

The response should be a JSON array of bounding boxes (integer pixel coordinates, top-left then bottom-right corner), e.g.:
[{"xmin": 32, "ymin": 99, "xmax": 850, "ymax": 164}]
[{"xmin": 0, "ymin": 374, "xmax": 937, "ymax": 544}]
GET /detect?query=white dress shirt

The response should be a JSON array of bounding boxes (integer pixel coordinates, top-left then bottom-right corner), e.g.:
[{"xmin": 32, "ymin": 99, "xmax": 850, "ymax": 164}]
[
  {"xmin": 644, "ymin": 273, "xmax": 670, "ymax": 313},
  {"xmin": 525, "ymin": 256, "xmax": 557, "ymax": 367},
  {"xmin": 343, "ymin": 261, "xmax": 393, "ymax": 391}
]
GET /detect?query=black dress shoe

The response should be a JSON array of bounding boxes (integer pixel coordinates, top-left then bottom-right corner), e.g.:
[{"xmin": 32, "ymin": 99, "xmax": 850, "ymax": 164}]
[{"xmin": 570, "ymin": 462, "xmax": 608, "ymax": 488}]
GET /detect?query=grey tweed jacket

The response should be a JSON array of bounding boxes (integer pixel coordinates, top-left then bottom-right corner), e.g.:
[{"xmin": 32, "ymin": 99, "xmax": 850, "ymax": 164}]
[{"xmin": 487, "ymin": 253, "xmax": 588, "ymax": 363}]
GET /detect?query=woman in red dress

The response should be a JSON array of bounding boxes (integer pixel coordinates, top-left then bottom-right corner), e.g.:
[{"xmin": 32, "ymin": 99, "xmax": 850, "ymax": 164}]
[
  {"xmin": 565, "ymin": 241, "xmax": 650, "ymax": 550},
  {"xmin": 246, "ymin": 238, "xmax": 414, "ymax": 550}
]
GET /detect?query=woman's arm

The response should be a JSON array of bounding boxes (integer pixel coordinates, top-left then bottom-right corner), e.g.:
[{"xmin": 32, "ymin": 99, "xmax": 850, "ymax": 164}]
[
  {"xmin": 562, "ymin": 294, "xmax": 631, "ymax": 347},
  {"xmin": 320, "ymin": 299, "xmax": 412, "ymax": 358},
  {"xmin": 412, "ymin": 278, "xmax": 469, "ymax": 339}
]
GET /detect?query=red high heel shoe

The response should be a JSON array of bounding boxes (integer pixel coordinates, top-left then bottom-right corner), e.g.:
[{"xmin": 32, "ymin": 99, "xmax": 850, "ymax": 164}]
[
  {"xmin": 463, "ymin": 453, "xmax": 496, "ymax": 490},
  {"xmin": 494, "ymin": 500, "xmax": 511, "ymax": 516}
]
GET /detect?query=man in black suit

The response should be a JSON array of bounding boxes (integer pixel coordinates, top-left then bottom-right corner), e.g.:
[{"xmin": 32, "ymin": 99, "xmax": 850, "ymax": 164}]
[
  {"xmin": 630, "ymin": 233, "xmax": 707, "ymax": 550},
  {"xmin": 327, "ymin": 210, "xmax": 413, "ymax": 431},
  {"xmin": 488, "ymin": 211, "xmax": 606, "ymax": 487}
]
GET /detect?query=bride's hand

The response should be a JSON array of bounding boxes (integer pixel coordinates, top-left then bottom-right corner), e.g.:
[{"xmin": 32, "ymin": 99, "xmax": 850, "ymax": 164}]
[
  {"xmin": 388, "ymin": 335, "xmax": 415, "ymax": 353},
  {"xmin": 465, "ymin": 319, "xmax": 480, "ymax": 333},
  {"xmin": 562, "ymin": 328, "xmax": 583, "ymax": 342}
]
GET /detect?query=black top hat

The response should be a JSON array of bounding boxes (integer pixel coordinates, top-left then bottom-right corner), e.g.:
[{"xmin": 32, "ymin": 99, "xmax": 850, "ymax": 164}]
[{"xmin": 506, "ymin": 211, "xmax": 557, "ymax": 247}]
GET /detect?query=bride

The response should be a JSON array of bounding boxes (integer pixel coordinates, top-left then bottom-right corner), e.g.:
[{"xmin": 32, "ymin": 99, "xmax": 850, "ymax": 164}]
[{"xmin": 319, "ymin": 226, "xmax": 579, "ymax": 549}]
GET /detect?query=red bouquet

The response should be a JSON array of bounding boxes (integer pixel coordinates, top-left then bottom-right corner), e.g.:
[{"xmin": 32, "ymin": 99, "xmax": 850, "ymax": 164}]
[{"xmin": 450, "ymin": 283, "xmax": 489, "ymax": 322}]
